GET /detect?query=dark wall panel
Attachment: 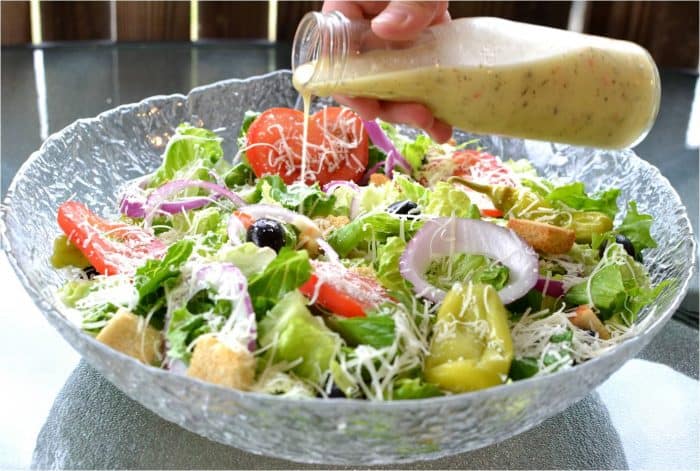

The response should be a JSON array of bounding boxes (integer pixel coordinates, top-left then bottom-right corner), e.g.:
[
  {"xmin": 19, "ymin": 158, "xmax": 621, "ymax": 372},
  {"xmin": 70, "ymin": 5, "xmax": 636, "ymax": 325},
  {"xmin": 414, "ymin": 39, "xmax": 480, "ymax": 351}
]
[
  {"xmin": 117, "ymin": 1, "xmax": 189, "ymax": 41},
  {"xmin": 2, "ymin": 0, "xmax": 31, "ymax": 45},
  {"xmin": 41, "ymin": 1, "xmax": 110, "ymax": 41}
]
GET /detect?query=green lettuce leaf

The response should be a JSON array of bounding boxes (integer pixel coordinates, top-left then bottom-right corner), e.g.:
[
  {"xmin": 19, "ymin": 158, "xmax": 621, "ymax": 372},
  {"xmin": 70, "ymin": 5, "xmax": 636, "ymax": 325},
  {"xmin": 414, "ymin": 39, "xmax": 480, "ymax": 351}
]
[
  {"xmin": 394, "ymin": 174, "xmax": 429, "ymax": 206},
  {"xmin": 564, "ymin": 244, "xmax": 664, "ymax": 322},
  {"xmin": 150, "ymin": 124, "xmax": 223, "ymax": 187},
  {"xmin": 545, "ymin": 182, "xmax": 620, "ymax": 219},
  {"xmin": 509, "ymin": 357, "xmax": 539, "ymax": 380},
  {"xmin": 425, "ymin": 253, "xmax": 509, "ymax": 291},
  {"xmin": 258, "ymin": 290, "xmax": 341, "ymax": 384},
  {"xmin": 249, "ymin": 175, "xmax": 336, "ymax": 218},
  {"xmin": 424, "ymin": 182, "xmax": 480, "ymax": 218},
  {"xmin": 390, "ymin": 378, "xmax": 443, "ymax": 400},
  {"xmin": 81, "ymin": 303, "xmax": 119, "ymax": 335},
  {"xmin": 327, "ymin": 315, "xmax": 395, "ymax": 348},
  {"xmin": 565, "ymin": 264, "xmax": 626, "ymax": 315},
  {"xmin": 375, "ymin": 236, "xmax": 413, "ymax": 297},
  {"xmin": 247, "ymin": 248, "xmax": 312, "ymax": 317},
  {"xmin": 379, "ymin": 121, "xmax": 433, "ymax": 171},
  {"xmin": 224, "ymin": 162, "xmax": 254, "ymax": 187},
  {"xmin": 213, "ymin": 242, "xmax": 277, "ymax": 278},
  {"xmin": 617, "ymin": 201, "xmax": 657, "ymax": 256},
  {"xmin": 327, "ymin": 213, "xmax": 422, "ymax": 257},
  {"xmin": 133, "ymin": 239, "xmax": 194, "ymax": 315}
]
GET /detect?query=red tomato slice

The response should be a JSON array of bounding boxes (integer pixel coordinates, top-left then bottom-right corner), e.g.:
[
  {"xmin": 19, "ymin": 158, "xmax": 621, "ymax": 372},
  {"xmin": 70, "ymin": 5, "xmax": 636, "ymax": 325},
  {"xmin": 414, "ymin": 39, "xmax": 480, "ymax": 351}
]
[
  {"xmin": 452, "ymin": 149, "xmax": 517, "ymax": 187},
  {"xmin": 246, "ymin": 107, "xmax": 368, "ymax": 186},
  {"xmin": 57, "ymin": 201, "xmax": 166, "ymax": 275},
  {"xmin": 298, "ymin": 261, "xmax": 390, "ymax": 318},
  {"xmin": 480, "ymin": 208, "xmax": 504, "ymax": 218}
]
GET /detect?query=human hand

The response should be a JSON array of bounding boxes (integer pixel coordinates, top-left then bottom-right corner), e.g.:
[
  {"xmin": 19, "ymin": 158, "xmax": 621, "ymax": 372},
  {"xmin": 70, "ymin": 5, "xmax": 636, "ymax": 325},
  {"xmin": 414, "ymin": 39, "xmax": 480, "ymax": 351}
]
[{"xmin": 321, "ymin": 1, "xmax": 453, "ymax": 143}]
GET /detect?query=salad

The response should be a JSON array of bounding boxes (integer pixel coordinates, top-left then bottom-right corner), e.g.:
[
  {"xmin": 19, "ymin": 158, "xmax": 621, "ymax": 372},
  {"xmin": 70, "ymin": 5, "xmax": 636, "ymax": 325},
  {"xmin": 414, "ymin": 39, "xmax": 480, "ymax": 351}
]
[{"xmin": 51, "ymin": 106, "xmax": 668, "ymax": 400}]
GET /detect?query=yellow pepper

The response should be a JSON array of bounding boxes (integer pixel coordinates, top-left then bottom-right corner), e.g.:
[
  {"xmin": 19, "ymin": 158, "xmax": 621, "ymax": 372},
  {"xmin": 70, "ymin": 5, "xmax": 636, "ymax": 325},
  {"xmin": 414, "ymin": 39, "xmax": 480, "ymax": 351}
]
[{"xmin": 424, "ymin": 282, "xmax": 513, "ymax": 393}]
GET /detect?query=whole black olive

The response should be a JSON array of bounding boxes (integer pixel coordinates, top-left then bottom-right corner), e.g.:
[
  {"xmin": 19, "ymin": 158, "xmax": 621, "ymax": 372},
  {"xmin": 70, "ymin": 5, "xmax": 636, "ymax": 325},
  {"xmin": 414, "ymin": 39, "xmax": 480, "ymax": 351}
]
[
  {"xmin": 247, "ymin": 218, "xmax": 286, "ymax": 252},
  {"xmin": 82, "ymin": 266, "xmax": 99, "ymax": 279},
  {"xmin": 599, "ymin": 234, "xmax": 636, "ymax": 259},
  {"xmin": 387, "ymin": 200, "xmax": 419, "ymax": 218}
]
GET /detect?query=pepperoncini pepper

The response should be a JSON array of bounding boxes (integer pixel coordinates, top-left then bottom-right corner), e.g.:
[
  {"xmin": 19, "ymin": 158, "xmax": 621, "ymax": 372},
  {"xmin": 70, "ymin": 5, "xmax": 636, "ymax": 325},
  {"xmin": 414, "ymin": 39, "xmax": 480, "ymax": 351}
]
[
  {"xmin": 450, "ymin": 177, "xmax": 551, "ymax": 218},
  {"xmin": 450, "ymin": 177, "xmax": 613, "ymax": 243},
  {"xmin": 424, "ymin": 282, "xmax": 513, "ymax": 393},
  {"xmin": 568, "ymin": 211, "xmax": 613, "ymax": 243}
]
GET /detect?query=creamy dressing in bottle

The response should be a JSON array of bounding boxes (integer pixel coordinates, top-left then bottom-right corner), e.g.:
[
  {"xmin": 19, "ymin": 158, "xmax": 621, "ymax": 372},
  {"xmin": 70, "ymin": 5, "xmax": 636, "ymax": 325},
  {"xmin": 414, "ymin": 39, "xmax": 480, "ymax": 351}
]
[{"xmin": 293, "ymin": 16, "xmax": 660, "ymax": 149}]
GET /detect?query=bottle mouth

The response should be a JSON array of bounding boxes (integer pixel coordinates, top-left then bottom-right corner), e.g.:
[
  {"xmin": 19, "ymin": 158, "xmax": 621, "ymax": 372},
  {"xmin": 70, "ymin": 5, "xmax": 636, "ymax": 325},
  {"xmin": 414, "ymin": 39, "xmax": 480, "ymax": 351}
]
[
  {"xmin": 292, "ymin": 12, "xmax": 323, "ymax": 76},
  {"xmin": 292, "ymin": 11, "xmax": 349, "ymax": 88}
]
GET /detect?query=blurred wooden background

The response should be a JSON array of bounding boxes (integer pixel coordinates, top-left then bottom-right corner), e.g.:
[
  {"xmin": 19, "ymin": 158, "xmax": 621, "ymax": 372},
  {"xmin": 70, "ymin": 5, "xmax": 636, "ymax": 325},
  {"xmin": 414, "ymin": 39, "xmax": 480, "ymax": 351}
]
[{"xmin": 2, "ymin": 1, "xmax": 698, "ymax": 69}]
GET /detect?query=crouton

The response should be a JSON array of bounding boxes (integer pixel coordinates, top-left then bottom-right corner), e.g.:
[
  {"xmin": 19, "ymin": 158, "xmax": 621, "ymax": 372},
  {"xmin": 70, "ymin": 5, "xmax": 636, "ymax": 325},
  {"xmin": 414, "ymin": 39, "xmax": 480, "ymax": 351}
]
[
  {"xmin": 369, "ymin": 173, "xmax": 390, "ymax": 186},
  {"xmin": 507, "ymin": 218, "xmax": 575, "ymax": 254},
  {"xmin": 569, "ymin": 305, "xmax": 611, "ymax": 340},
  {"xmin": 187, "ymin": 336, "xmax": 256, "ymax": 390},
  {"xmin": 314, "ymin": 215, "xmax": 350, "ymax": 237},
  {"xmin": 96, "ymin": 310, "xmax": 162, "ymax": 365}
]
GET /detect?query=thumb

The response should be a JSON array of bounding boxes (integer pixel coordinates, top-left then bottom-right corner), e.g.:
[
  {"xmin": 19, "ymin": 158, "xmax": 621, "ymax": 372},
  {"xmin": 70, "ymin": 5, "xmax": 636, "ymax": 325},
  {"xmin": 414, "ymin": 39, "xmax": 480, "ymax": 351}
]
[{"xmin": 371, "ymin": 1, "xmax": 448, "ymax": 41}]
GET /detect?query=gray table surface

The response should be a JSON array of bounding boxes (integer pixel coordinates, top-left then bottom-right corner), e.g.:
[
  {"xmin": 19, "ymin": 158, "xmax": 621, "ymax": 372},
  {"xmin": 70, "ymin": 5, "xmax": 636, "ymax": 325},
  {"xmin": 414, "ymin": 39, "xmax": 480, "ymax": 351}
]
[{"xmin": 1, "ymin": 42, "xmax": 698, "ymax": 469}]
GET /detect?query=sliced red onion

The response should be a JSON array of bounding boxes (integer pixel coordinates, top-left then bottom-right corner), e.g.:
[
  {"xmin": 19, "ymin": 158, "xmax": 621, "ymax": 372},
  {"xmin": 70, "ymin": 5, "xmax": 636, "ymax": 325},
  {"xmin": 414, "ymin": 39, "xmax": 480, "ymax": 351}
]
[
  {"xmin": 149, "ymin": 179, "xmax": 246, "ymax": 208},
  {"xmin": 323, "ymin": 180, "xmax": 361, "ymax": 194},
  {"xmin": 120, "ymin": 198, "xmax": 147, "ymax": 218},
  {"xmin": 143, "ymin": 179, "xmax": 246, "ymax": 225},
  {"xmin": 363, "ymin": 119, "xmax": 412, "ymax": 179},
  {"xmin": 317, "ymin": 238, "xmax": 340, "ymax": 265},
  {"xmin": 399, "ymin": 218, "xmax": 539, "ymax": 304},
  {"xmin": 534, "ymin": 277, "xmax": 566, "ymax": 298},
  {"xmin": 227, "ymin": 213, "xmax": 247, "ymax": 245}
]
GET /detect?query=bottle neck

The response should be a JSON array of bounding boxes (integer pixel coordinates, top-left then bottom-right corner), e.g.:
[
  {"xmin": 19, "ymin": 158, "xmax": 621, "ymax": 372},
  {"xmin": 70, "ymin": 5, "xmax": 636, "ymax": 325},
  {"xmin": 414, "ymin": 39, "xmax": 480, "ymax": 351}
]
[{"xmin": 292, "ymin": 11, "xmax": 351, "ymax": 90}]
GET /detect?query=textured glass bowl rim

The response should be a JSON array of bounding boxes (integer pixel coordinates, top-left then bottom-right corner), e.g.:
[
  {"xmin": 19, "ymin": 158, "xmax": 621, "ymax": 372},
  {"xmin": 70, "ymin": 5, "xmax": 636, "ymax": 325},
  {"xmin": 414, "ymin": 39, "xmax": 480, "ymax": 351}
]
[{"xmin": 0, "ymin": 70, "xmax": 696, "ymax": 412}]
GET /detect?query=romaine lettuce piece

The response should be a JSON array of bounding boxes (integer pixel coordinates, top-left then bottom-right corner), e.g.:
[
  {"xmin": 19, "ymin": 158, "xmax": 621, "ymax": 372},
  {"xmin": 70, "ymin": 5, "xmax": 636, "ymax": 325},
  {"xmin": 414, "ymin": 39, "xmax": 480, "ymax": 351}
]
[
  {"xmin": 258, "ymin": 291, "xmax": 341, "ymax": 383},
  {"xmin": 133, "ymin": 240, "xmax": 194, "ymax": 316},
  {"xmin": 213, "ymin": 242, "xmax": 276, "ymax": 278},
  {"xmin": 150, "ymin": 124, "xmax": 223, "ymax": 187},
  {"xmin": 248, "ymin": 175, "xmax": 336, "ymax": 218},
  {"xmin": 247, "ymin": 248, "xmax": 312, "ymax": 317},
  {"xmin": 425, "ymin": 253, "xmax": 509, "ymax": 291},
  {"xmin": 327, "ymin": 213, "xmax": 422, "ymax": 257},
  {"xmin": 326, "ymin": 315, "xmax": 395, "ymax": 348},
  {"xmin": 390, "ymin": 377, "xmax": 443, "ymax": 400},
  {"xmin": 424, "ymin": 182, "xmax": 480, "ymax": 218},
  {"xmin": 545, "ymin": 182, "xmax": 620, "ymax": 219},
  {"xmin": 375, "ymin": 236, "xmax": 413, "ymax": 297},
  {"xmin": 617, "ymin": 201, "xmax": 657, "ymax": 257}
]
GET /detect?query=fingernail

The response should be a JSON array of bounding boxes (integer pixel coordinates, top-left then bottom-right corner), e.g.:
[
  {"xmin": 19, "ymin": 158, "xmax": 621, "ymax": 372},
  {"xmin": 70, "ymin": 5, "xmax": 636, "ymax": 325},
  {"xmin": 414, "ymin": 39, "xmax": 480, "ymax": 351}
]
[{"xmin": 372, "ymin": 8, "xmax": 409, "ymax": 27}]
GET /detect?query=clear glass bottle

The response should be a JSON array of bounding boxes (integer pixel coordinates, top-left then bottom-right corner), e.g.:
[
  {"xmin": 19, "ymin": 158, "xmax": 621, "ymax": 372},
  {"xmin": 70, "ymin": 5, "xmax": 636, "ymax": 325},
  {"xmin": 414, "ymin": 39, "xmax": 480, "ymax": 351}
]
[{"xmin": 292, "ymin": 12, "xmax": 661, "ymax": 149}]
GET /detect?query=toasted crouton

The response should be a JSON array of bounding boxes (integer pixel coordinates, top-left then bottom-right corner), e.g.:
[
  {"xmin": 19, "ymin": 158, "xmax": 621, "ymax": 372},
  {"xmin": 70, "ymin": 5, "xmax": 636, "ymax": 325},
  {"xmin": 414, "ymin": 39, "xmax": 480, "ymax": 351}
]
[
  {"xmin": 187, "ymin": 336, "xmax": 256, "ymax": 390},
  {"xmin": 96, "ymin": 310, "xmax": 162, "ymax": 365},
  {"xmin": 569, "ymin": 305, "xmax": 611, "ymax": 340},
  {"xmin": 369, "ymin": 173, "xmax": 390, "ymax": 186},
  {"xmin": 507, "ymin": 218, "xmax": 575, "ymax": 254}
]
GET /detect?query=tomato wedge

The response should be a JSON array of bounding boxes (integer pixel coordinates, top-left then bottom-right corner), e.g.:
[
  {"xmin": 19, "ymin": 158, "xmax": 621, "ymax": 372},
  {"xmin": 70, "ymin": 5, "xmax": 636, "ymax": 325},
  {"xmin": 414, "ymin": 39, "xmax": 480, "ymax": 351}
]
[
  {"xmin": 57, "ymin": 201, "xmax": 166, "ymax": 275},
  {"xmin": 299, "ymin": 261, "xmax": 390, "ymax": 318},
  {"xmin": 246, "ymin": 107, "xmax": 368, "ymax": 186}
]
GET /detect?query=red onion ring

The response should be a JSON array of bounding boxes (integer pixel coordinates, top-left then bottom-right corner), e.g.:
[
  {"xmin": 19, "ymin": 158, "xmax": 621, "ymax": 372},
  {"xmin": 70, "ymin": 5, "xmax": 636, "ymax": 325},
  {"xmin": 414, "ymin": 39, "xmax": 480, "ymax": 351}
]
[
  {"xmin": 399, "ymin": 218, "xmax": 539, "ymax": 304},
  {"xmin": 534, "ymin": 277, "xmax": 566, "ymax": 298}
]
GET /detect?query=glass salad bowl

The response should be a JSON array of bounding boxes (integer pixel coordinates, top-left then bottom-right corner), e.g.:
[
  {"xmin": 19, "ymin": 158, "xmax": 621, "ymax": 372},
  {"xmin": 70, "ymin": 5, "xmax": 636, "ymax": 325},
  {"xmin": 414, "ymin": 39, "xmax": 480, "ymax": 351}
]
[{"xmin": 0, "ymin": 71, "xmax": 695, "ymax": 465}]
